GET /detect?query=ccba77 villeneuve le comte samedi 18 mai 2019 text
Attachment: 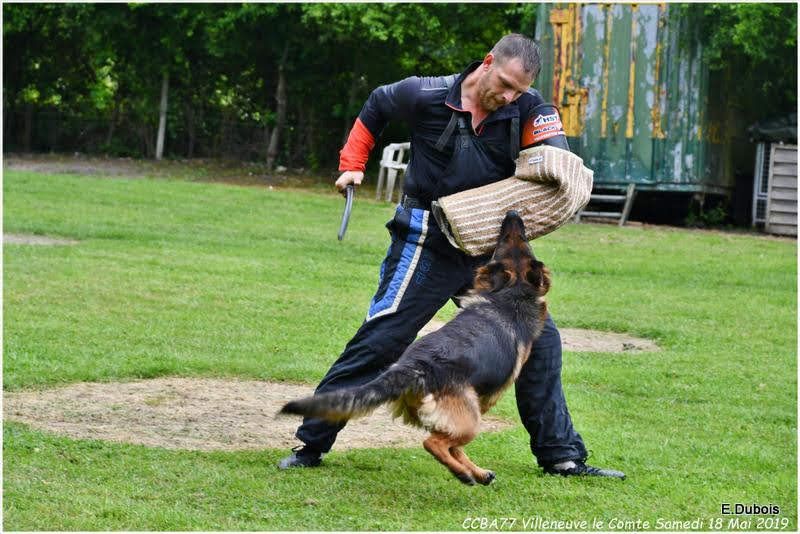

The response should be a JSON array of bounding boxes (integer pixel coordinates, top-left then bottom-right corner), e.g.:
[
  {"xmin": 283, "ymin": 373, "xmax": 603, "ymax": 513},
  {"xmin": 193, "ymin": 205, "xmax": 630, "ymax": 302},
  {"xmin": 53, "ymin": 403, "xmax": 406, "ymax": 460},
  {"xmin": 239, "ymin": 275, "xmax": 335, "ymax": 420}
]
[{"xmin": 461, "ymin": 504, "xmax": 787, "ymax": 531}]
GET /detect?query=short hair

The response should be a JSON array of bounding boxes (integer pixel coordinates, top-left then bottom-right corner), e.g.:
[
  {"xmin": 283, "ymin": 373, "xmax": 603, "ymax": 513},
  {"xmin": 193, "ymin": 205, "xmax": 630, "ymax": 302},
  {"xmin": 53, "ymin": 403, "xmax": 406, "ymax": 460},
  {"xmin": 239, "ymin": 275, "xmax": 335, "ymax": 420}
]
[{"xmin": 491, "ymin": 33, "xmax": 541, "ymax": 80}]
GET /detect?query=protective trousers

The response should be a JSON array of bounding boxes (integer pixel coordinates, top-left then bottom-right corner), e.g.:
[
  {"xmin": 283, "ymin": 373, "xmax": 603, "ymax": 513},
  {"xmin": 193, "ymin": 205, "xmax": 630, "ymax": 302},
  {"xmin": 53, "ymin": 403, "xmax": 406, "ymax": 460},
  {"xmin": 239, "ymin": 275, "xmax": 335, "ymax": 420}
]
[{"xmin": 295, "ymin": 205, "xmax": 588, "ymax": 466}]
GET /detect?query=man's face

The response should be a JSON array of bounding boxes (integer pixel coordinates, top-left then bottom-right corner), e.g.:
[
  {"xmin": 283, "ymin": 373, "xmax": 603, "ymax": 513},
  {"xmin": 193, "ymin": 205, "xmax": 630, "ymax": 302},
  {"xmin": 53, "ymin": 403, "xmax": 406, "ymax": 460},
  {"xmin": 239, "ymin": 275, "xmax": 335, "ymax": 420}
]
[{"xmin": 477, "ymin": 54, "xmax": 534, "ymax": 113}]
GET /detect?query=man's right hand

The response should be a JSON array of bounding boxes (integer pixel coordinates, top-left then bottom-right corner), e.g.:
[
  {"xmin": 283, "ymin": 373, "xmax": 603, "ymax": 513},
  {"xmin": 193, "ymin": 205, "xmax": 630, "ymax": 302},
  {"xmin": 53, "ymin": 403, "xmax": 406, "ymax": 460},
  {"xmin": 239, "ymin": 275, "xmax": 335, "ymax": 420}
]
[{"xmin": 335, "ymin": 170, "xmax": 364, "ymax": 196}]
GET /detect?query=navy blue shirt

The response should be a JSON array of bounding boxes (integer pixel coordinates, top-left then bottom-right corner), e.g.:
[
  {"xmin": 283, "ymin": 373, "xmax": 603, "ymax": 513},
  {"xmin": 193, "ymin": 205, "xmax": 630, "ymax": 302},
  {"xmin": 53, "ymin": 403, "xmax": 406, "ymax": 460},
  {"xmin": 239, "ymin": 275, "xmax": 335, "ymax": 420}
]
[{"xmin": 356, "ymin": 61, "xmax": 567, "ymax": 202}]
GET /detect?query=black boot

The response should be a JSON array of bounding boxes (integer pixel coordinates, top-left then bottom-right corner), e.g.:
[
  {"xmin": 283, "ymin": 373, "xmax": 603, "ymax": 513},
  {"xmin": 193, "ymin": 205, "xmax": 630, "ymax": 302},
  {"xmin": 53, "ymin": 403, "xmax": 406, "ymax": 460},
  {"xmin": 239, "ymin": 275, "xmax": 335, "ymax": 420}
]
[
  {"xmin": 277, "ymin": 445, "xmax": 323, "ymax": 469},
  {"xmin": 543, "ymin": 460, "xmax": 625, "ymax": 479}
]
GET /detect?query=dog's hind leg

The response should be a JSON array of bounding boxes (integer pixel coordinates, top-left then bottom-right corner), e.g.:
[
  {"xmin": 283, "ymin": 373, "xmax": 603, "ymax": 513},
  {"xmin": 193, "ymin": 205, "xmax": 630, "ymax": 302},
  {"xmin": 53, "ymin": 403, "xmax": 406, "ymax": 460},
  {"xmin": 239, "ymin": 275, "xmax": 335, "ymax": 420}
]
[
  {"xmin": 423, "ymin": 432, "xmax": 476, "ymax": 485},
  {"xmin": 420, "ymin": 390, "xmax": 485, "ymax": 485},
  {"xmin": 449, "ymin": 446, "xmax": 495, "ymax": 486}
]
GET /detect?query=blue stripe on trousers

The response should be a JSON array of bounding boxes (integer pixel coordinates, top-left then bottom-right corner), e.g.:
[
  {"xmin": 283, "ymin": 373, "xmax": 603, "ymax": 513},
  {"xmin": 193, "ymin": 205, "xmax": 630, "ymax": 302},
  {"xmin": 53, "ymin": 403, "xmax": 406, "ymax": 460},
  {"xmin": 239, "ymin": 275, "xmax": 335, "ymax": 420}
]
[{"xmin": 366, "ymin": 208, "xmax": 427, "ymax": 321}]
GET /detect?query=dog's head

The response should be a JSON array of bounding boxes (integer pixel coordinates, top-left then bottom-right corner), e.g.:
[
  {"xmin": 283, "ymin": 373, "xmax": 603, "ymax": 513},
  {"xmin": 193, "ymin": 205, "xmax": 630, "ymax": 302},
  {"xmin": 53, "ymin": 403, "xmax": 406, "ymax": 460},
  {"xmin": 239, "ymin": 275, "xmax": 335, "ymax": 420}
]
[{"xmin": 473, "ymin": 211, "xmax": 551, "ymax": 296}]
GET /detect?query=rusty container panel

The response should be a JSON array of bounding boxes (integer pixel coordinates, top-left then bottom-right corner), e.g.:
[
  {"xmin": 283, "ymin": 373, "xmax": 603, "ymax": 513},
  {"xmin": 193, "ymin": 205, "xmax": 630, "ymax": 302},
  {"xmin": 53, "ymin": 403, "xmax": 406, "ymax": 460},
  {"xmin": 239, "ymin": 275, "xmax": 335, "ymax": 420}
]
[{"xmin": 535, "ymin": 3, "xmax": 736, "ymax": 194}]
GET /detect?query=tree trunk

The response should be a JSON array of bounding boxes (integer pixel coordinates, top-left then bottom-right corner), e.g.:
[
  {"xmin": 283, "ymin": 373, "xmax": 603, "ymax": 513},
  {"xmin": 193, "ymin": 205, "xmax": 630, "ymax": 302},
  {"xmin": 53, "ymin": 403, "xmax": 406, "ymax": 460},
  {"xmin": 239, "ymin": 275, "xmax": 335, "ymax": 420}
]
[
  {"xmin": 4, "ymin": 88, "xmax": 13, "ymax": 148},
  {"xmin": 23, "ymin": 103, "xmax": 33, "ymax": 152},
  {"xmin": 185, "ymin": 103, "xmax": 196, "ymax": 158},
  {"xmin": 105, "ymin": 95, "xmax": 121, "ymax": 147},
  {"xmin": 307, "ymin": 107, "xmax": 318, "ymax": 171},
  {"xmin": 293, "ymin": 104, "xmax": 307, "ymax": 166},
  {"xmin": 155, "ymin": 71, "xmax": 169, "ymax": 160},
  {"xmin": 213, "ymin": 112, "xmax": 224, "ymax": 157},
  {"xmin": 141, "ymin": 123, "xmax": 155, "ymax": 158},
  {"xmin": 262, "ymin": 123, "xmax": 272, "ymax": 161},
  {"xmin": 6, "ymin": 105, "xmax": 15, "ymax": 150},
  {"xmin": 266, "ymin": 43, "xmax": 290, "ymax": 171}
]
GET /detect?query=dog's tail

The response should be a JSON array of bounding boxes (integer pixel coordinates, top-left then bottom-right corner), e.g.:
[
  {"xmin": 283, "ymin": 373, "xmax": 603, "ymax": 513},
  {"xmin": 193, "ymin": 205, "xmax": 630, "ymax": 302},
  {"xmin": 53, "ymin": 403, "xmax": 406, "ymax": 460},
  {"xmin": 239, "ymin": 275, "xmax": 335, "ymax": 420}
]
[{"xmin": 279, "ymin": 365, "xmax": 422, "ymax": 422}]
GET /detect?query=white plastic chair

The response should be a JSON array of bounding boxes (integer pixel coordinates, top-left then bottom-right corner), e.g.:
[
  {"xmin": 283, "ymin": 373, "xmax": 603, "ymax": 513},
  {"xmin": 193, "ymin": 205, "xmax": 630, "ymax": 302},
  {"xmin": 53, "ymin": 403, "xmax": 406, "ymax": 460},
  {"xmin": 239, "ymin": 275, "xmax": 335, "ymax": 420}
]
[{"xmin": 375, "ymin": 142, "xmax": 410, "ymax": 202}]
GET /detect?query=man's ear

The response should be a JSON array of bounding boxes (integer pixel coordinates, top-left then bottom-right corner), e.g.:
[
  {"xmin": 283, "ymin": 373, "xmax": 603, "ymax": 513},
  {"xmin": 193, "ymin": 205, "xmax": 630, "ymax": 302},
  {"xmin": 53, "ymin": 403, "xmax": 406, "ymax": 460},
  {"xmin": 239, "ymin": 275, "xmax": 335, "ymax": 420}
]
[{"xmin": 483, "ymin": 52, "xmax": 494, "ymax": 70}]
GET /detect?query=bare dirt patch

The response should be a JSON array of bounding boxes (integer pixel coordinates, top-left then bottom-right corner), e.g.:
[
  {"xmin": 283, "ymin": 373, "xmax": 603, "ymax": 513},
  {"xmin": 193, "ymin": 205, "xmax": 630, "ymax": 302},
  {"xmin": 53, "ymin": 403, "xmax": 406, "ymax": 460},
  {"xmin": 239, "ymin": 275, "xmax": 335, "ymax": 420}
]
[
  {"xmin": 4, "ymin": 233, "xmax": 79, "ymax": 246},
  {"xmin": 3, "ymin": 326, "xmax": 656, "ymax": 451},
  {"xmin": 4, "ymin": 153, "xmax": 328, "ymax": 189},
  {"xmin": 5, "ymin": 154, "xmax": 148, "ymax": 177},
  {"xmin": 558, "ymin": 328, "xmax": 659, "ymax": 353},
  {"xmin": 3, "ymin": 377, "xmax": 513, "ymax": 451},
  {"xmin": 419, "ymin": 320, "xmax": 659, "ymax": 353}
]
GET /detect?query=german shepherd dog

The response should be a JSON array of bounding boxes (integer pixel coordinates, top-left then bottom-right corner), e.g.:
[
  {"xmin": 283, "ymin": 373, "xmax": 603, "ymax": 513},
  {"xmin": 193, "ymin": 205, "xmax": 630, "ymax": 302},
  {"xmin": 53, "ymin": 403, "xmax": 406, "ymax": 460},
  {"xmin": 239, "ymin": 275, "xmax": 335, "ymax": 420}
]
[{"xmin": 280, "ymin": 211, "xmax": 551, "ymax": 485}]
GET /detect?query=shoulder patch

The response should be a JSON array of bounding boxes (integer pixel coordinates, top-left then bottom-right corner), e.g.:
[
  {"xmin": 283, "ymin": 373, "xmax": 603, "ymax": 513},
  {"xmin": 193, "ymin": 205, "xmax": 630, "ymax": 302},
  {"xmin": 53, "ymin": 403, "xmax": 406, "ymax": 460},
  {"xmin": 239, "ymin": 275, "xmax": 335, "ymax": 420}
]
[{"xmin": 522, "ymin": 107, "xmax": 566, "ymax": 147}]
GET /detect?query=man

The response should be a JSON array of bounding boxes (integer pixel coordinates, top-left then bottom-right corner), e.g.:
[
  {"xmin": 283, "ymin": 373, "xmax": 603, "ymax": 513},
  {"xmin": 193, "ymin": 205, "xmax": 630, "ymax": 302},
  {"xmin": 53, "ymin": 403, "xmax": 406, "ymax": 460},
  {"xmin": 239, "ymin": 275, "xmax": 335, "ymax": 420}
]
[{"xmin": 279, "ymin": 34, "xmax": 625, "ymax": 479}]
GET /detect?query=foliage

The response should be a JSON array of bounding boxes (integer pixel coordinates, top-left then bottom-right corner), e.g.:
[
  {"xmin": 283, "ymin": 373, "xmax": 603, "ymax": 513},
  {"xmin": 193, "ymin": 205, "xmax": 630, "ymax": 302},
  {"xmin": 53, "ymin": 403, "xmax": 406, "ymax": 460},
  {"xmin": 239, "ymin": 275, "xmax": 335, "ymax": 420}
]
[
  {"xmin": 685, "ymin": 201, "xmax": 730, "ymax": 228},
  {"xmin": 3, "ymin": 4, "xmax": 98, "ymax": 111},
  {"xmin": 3, "ymin": 3, "xmax": 528, "ymax": 167},
  {"xmin": 684, "ymin": 3, "xmax": 797, "ymax": 114},
  {"xmin": 3, "ymin": 3, "xmax": 797, "ymax": 166}
]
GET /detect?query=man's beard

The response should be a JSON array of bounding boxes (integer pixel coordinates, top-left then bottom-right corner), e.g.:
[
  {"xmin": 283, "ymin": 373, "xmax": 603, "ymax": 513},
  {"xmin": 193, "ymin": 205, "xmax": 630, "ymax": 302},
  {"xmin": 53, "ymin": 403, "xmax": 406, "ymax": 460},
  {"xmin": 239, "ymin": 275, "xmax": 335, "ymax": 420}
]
[{"xmin": 478, "ymin": 82, "xmax": 505, "ymax": 112}]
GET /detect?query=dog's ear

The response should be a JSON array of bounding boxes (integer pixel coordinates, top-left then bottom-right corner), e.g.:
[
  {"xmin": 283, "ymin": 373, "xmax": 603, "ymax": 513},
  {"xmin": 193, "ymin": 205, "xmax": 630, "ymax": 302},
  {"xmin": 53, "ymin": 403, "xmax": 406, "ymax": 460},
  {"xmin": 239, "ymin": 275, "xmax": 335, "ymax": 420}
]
[
  {"xmin": 474, "ymin": 261, "xmax": 510, "ymax": 292},
  {"xmin": 526, "ymin": 262, "xmax": 551, "ymax": 294}
]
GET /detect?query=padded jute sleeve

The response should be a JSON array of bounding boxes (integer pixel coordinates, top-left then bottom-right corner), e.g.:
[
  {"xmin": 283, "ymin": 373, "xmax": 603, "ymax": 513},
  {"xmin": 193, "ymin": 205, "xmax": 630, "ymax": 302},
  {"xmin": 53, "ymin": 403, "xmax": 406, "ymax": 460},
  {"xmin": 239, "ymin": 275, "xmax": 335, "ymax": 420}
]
[{"xmin": 431, "ymin": 146, "xmax": 594, "ymax": 256}]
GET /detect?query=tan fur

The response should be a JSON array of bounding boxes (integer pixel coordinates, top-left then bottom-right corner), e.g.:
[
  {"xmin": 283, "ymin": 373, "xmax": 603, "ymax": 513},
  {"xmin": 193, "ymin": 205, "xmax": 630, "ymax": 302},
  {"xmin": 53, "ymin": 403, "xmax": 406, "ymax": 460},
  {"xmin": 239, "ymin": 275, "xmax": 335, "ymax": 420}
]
[
  {"xmin": 418, "ymin": 389, "xmax": 481, "ymax": 440},
  {"xmin": 450, "ymin": 446, "xmax": 495, "ymax": 484},
  {"xmin": 417, "ymin": 221, "xmax": 550, "ymax": 484},
  {"xmin": 281, "ymin": 213, "xmax": 550, "ymax": 486},
  {"xmin": 423, "ymin": 432, "xmax": 478, "ymax": 484}
]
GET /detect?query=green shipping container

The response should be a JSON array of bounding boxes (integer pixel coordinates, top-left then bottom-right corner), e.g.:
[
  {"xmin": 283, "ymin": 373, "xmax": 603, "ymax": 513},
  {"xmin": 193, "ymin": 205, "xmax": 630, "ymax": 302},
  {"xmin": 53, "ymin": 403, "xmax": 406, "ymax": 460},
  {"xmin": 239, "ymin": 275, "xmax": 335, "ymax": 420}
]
[{"xmin": 535, "ymin": 3, "xmax": 748, "ymax": 195}]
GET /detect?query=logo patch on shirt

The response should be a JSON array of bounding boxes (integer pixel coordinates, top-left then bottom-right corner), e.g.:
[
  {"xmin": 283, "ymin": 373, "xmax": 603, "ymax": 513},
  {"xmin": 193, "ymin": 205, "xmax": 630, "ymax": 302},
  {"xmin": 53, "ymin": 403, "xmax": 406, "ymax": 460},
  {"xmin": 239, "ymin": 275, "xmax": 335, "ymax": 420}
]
[
  {"xmin": 533, "ymin": 113, "xmax": 560, "ymax": 127},
  {"xmin": 522, "ymin": 110, "xmax": 566, "ymax": 147}
]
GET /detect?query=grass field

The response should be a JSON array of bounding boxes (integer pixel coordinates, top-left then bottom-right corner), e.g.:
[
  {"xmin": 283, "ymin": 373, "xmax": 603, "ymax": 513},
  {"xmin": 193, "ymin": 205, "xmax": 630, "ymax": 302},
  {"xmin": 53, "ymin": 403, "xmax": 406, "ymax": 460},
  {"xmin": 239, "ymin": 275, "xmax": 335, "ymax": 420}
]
[{"xmin": 3, "ymin": 168, "xmax": 797, "ymax": 530}]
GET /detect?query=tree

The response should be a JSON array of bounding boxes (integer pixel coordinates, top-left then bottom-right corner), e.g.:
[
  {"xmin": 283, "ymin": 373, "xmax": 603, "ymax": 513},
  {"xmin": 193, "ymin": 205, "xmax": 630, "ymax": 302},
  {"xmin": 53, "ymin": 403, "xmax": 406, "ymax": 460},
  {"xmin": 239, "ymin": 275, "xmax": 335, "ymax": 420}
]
[
  {"xmin": 3, "ymin": 4, "xmax": 97, "ymax": 150},
  {"xmin": 685, "ymin": 3, "xmax": 797, "ymax": 116},
  {"xmin": 208, "ymin": 4, "xmax": 304, "ymax": 168},
  {"xmin": 296, "ymin": 3, "xmax": 525, "ymax": 167},
  {"xmin": 91, "ymin": 4, "xmax": 219, "ymax": 158},
  {"xmin": 4, "ymin": 3, "xmax": 548, "ymax": 168}
]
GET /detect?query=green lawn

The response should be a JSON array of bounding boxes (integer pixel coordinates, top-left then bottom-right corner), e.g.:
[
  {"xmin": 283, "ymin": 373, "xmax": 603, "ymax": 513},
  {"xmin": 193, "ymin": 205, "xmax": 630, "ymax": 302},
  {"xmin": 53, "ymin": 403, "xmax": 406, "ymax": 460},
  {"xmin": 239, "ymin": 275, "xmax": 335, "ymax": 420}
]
[{"xmin": 3, "ymin": 169, "xmax": 797, "ymax": 530}]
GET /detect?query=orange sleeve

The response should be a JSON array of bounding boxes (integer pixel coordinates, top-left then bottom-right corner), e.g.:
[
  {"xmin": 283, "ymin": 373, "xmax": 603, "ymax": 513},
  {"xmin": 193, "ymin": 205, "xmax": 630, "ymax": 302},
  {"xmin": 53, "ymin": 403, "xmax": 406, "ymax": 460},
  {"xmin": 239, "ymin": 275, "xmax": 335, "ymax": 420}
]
[
  {"xmin": 338, "ymin": 118, "xmax": 376, "ymax": 172},
  {"xmin": 521, "ymin": 107, "xmax": 566, "ymax": 149}
]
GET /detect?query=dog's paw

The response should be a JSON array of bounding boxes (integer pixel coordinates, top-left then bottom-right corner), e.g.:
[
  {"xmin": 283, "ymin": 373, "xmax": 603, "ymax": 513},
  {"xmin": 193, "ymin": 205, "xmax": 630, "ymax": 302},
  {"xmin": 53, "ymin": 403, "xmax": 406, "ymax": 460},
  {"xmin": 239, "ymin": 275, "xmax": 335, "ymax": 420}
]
[
  {"xmin": 479, "ymin": 471, "xmax": 496, "ymax": 485},
  {"xmin": 455, "ymin": 472, "xmax": 477, "ymax": 485}
]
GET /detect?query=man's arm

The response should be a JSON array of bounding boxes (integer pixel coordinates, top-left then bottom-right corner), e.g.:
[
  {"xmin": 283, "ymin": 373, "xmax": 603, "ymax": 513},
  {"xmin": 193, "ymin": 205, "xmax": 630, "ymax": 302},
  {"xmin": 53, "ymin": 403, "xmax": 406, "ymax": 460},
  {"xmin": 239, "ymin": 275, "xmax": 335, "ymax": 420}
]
[
  {"xmin": 336, "ymin": 77, "xmax": 420, "ymax": 193},
  {"xmin": 519, "ymin": 89, "xmax": 570, "ymax": 151}
]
